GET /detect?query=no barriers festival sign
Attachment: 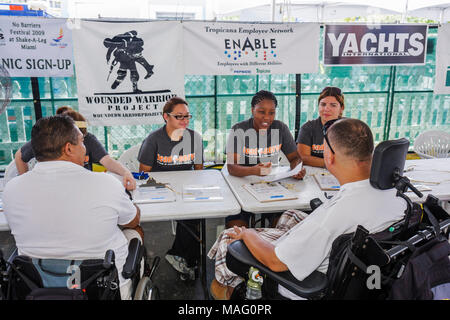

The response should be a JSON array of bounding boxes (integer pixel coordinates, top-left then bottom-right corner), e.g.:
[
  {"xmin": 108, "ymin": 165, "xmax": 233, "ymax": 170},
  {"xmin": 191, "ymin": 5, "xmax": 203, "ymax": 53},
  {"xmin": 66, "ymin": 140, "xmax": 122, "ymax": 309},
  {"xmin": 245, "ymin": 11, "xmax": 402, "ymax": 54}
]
[
  {"xmin": 323, "ymin": 24, "xmax": 428, "ymax": 66},
  {"xmin": 183, "ymin": 22, "xmax": 319, "ymax": 75},
  {"xmin": 0, "ymin": 16, "xmax": 73, "ymax": 77},
  {"xmin": 73, "ymin": 20, "xmax": 184, "ymax": 126}
]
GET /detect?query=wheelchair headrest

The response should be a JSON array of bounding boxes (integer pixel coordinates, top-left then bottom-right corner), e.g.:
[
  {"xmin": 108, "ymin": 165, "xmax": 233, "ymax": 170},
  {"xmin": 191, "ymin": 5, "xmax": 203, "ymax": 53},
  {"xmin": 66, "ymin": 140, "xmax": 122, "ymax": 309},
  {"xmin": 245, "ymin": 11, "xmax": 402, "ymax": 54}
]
[{"xmin": 370, "ymin": 138, "xmax": 409, "ymax": 190}]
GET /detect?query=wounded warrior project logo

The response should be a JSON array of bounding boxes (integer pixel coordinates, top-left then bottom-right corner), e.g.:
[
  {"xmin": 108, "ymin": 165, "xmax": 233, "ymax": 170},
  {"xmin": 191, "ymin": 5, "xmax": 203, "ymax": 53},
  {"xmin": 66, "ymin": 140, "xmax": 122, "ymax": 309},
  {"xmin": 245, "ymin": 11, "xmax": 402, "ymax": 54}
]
[
  {"xmin": 84, "ymin": 30, "xmax": 176, "ymax": 121},
  {"xmin": 103, "ymin": 30, "xmax": 154, "ymax": 93},
  {"xmin": 324, "ymin": 24, "xmax": 427, "ymax": 65}
]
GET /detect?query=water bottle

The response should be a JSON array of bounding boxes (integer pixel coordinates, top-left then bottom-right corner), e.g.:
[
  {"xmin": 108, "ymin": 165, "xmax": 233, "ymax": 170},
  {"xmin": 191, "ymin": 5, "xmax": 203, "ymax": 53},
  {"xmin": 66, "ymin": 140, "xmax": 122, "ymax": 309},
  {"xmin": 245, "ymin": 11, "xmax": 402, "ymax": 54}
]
[{"xmin": 245, "ymin": 267, "xmax": 263, "ymax": 300}]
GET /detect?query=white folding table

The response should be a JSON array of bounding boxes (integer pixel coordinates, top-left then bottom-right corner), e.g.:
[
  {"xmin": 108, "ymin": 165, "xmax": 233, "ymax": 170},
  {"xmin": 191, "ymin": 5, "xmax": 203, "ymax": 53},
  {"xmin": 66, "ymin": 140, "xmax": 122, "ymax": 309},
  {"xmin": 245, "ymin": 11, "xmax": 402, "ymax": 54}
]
[
  {"xmin": 403, "ymin": 158, "xmax": 450, "ymax": 203},
  {"xmin": 221, "ymin": 158, "xmax": 450, "ymax": 217},
  {"xmin": 221, "ymin": 164, "xmax": 332, "ymax": 214}
]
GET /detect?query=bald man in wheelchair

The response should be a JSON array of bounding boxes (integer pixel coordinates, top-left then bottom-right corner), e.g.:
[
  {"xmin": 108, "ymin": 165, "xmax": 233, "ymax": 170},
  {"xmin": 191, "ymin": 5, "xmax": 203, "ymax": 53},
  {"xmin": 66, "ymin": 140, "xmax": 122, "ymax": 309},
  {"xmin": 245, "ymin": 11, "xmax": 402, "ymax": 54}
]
[{"xmin": 208, "ymin": 118, "xmax": 406, "ymax": 300}]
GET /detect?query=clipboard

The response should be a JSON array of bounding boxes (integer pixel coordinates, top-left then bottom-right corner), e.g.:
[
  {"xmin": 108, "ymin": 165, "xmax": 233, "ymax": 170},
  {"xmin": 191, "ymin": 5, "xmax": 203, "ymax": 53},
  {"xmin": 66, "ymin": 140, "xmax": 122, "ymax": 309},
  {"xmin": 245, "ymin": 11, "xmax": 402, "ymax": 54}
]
[
  {"xmin": 182, "ymin": 185, "xmax": 224, "ymax": 202},
  {"xmin": 132, "ymin": 185, "xmax": 176, "ymax": 204},
  {"xmin": 243, "ymin": 181, "xmax": 298, "ymax": 203},
  {"xmin": 313, "ymin": 173, "xmax": 340, "ymax": 191}
]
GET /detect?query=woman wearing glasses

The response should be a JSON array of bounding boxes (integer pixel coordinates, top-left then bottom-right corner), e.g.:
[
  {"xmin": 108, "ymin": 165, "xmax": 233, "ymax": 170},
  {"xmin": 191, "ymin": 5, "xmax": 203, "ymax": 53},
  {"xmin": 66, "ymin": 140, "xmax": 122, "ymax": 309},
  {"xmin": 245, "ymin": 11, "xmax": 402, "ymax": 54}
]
[
  {"xmin": 14, "ymin": 107, "xmax": 136, "ymax": 191},
  {"xmin": 296, "ymin": 86, "xmax": 345, "ymax": 168},
  {"xmin": 137, "ymin": 97, "xmax": 203, "ymax": 281}
]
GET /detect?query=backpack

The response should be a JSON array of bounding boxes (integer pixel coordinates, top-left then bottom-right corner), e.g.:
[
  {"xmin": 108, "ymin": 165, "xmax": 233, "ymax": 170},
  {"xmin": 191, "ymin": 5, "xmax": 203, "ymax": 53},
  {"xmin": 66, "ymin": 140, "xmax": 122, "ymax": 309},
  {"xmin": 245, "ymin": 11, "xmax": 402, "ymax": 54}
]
[{"xmin": 388, "ymin": 238, "xmax": 450, "ymax": 300}]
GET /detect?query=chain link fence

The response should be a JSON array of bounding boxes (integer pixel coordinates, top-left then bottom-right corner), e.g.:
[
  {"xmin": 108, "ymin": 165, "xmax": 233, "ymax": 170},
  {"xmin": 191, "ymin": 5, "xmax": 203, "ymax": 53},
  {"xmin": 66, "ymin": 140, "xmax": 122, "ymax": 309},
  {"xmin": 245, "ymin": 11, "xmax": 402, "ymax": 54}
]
[{"xmin": 0, "ymin": 28, "xmax": 449, "ymax": 168}]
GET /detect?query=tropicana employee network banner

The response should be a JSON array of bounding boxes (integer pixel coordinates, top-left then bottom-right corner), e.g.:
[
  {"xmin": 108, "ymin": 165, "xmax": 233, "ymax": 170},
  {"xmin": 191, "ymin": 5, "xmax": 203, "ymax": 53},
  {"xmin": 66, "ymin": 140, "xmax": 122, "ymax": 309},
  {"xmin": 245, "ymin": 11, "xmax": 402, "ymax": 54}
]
[
  {"xmin": 73, "ymin": 20, "xmax": 184, "ymax": 126},
  {"xmin": 183, "ymin": 22, "xmax": 319, "ymax": 75}
]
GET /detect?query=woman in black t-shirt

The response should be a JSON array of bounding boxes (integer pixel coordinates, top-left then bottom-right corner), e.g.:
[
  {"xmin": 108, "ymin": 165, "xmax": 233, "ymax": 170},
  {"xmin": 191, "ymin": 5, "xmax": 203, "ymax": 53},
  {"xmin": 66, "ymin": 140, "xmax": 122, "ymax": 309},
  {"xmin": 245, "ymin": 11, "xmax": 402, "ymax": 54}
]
[
  {"xmin": 296, "ymin": 86, "xmax": 345, "ymax": 168},
  {"xmin": 138, "ymin": 97, "xmax": 203, "ymax": 281},
  {"xmin": 14, "ymin": 107, "xmax": 136, "ymax": 190}
]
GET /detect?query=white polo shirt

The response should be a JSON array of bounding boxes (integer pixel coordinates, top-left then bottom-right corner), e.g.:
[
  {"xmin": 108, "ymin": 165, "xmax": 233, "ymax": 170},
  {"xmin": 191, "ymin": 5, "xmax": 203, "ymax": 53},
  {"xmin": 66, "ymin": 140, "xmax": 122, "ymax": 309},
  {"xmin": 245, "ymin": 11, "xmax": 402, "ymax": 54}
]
[
  {"xmin": 274, "ymin": 179, "xmax": 406, "ymax": 300},
  {"xmin": 3, "ymin": 160, "xmax": 137, "ymax": 288}
]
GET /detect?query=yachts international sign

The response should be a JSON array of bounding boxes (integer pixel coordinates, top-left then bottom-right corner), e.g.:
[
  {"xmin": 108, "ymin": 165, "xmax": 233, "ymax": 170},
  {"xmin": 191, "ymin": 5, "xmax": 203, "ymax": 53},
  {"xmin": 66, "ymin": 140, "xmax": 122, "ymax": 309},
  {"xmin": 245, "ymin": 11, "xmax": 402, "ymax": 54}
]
[{"xmin": 323, "ymin": 24, "xmax": 428, "ymax": 66}]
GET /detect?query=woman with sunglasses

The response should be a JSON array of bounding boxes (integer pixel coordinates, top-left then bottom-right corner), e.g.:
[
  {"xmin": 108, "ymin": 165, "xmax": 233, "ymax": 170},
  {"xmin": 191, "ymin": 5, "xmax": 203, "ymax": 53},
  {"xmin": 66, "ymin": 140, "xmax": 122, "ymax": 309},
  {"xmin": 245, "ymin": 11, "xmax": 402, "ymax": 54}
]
[
  {"xmin": 138, "ymin": 97, "xmax": 203, "ymax": 281},
  {"xmin": 14, "ymin": 107, "xmax": 136, "ymax": 191},
  {"xmin": 296, "ymin": 86, "xmax": 345, "ymax": 168}
]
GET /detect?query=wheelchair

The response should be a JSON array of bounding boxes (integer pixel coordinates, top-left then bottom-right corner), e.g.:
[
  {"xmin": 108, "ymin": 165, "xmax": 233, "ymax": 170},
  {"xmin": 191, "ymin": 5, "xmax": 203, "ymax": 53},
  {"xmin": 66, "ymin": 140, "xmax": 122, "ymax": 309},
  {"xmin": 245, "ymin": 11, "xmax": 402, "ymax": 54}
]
[
  {"xmin": 225, "ymin": 138, "xmax": 450, "ymax": 300},
  {"xmin": 0, "ymin": 237, "xmax": 161, "ymax": 300}
]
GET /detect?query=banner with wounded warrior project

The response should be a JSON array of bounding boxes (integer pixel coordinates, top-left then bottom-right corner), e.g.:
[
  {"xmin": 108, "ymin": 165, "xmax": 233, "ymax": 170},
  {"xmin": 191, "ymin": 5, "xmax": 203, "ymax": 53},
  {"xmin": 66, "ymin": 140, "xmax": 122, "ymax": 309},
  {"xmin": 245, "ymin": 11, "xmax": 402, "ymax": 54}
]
[
  {"xmin": 323, "ymin": 24, "xmax": 428, "ymax": 66},
  {"xmin": 73, "ymin": 20, "xmax": 184, "ymax": 126},
  {"xmin": 434, "ymin": 24, "xmax": 450, "ymax": 94},
  {"xmin": 183, "ymin": 22, "xmax": 319, "ymax": 75}
]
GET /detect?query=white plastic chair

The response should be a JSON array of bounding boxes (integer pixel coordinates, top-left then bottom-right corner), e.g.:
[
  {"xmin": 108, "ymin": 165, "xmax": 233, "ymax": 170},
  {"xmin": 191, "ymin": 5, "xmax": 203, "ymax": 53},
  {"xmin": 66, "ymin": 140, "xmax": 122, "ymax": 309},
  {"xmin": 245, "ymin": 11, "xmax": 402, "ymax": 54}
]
[
  {"xmin": 4, "ymin": 158, "xmax": 37, "ymax": 186},
  {"xmin": 118, "ymin": 144, "xmax": 141, "ymax": 172},
  {"xmin": 413, "ymin": 130, "xmax": 450, "ymax": 159}
]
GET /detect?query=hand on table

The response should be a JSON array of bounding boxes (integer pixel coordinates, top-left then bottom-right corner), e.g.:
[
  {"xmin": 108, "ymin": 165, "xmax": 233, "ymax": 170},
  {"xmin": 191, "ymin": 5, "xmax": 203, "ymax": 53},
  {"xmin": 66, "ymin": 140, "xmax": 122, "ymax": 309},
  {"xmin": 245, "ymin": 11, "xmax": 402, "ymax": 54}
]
[
  {"xmin": 123, "ymin": 172, "xmax": 137, "ymax": 191},
  {"xmin": 292, "ymin": 168, "xmax": 306, "ymax": 180},
  {"xmin": 256, "ymin": 162, "xmax": 272, "ymax": 176}
]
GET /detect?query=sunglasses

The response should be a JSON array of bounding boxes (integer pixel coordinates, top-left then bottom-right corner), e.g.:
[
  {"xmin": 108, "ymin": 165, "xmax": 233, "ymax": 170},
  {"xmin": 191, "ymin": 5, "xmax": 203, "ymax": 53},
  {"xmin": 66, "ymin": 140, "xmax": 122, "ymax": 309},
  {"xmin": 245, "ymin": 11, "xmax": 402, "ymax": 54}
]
[
  {"xmin": 322, "ymin": 119, "xmax": 339, "ymax": 154},
  {"xmin": 321, "ymin": 86, "xmax": 342, "ymax": 95},
  {"xmin": 167, "ymin": 113, "xmax": 192, "ymax": 120}
]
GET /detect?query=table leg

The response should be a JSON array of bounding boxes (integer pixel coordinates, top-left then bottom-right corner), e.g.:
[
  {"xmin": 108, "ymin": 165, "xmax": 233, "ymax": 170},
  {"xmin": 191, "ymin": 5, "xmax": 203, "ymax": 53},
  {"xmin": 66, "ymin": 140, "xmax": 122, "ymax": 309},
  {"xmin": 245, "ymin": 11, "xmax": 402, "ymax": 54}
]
[{"xmin": 200, "ymin": 218, "xmax": 208, "ymax": 299}]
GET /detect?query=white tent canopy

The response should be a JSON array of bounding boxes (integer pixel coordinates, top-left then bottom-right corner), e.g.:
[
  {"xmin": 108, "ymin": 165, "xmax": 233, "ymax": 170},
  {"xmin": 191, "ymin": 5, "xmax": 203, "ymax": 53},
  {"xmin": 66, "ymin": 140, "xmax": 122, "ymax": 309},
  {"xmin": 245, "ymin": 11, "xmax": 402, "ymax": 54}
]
[
  {"xmin": 65, "ymin": 0, "xmax": 450, "ymax": 22},
  {"xmin": 213, "ymin": 0, "xmax": 450, "ymax": 22}
]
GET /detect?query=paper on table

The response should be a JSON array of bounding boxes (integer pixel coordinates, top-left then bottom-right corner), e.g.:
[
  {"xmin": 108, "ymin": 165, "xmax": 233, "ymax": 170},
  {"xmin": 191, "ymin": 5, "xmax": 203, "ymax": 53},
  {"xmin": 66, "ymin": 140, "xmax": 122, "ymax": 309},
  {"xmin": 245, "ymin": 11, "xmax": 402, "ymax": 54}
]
[
  {"xmin": 407, "ymin": 184, "xmax": 432, "ymax": 192},
  {"xmin": 263, "ymin": 162, "xmax": 303, "ymax": 182},
  {"xmin": 183, "ymin": 185, "xmax": 224, "ymax": 202},
  {"xmin": 313, "ymin": 173, "xmax": 340, "ymax": 191},
  {"xmin": 243, "ymin": 182, "xmax": 298, "ymax": 202},
  {"xmin": 132, "ymin": 185, "xmax": 176, "ymax": 204}
]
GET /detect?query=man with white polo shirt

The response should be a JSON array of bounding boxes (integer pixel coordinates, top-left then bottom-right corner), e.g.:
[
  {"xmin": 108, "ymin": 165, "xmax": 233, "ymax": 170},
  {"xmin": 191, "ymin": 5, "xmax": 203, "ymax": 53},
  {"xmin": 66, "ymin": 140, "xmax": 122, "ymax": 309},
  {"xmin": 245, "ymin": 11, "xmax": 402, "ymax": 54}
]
[
  {"xmin": 3, "ymin": 115, "xmax": 143, "ymax": 300},
  {"xmin": 209, "ymin": 118, "xmax": 406, "ymax": 300}
]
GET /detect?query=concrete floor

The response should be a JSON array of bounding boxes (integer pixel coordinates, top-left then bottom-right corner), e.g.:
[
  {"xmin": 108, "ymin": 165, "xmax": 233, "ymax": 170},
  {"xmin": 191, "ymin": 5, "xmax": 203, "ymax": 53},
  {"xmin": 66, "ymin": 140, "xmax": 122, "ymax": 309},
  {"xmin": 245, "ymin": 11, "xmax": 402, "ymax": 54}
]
[{"xmin": 0, "ymin": 217, "xmax": 225, "ymax": 300}]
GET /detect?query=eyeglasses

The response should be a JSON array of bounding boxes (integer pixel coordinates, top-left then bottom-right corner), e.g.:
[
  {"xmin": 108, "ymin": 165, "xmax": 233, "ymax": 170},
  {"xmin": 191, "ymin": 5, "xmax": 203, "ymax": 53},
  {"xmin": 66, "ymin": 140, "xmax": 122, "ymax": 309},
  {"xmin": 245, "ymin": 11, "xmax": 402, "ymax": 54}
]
[
  {"xmin": 322, "ymin": 119, "xmax": 339, "ymax": 154},
  {"xmin": 321, "ymin": 86, "xmax": 342, "ymax": 95},
  {"xmin": 167, "ymin": 113, "xmax": 192, "ymax": 120}
]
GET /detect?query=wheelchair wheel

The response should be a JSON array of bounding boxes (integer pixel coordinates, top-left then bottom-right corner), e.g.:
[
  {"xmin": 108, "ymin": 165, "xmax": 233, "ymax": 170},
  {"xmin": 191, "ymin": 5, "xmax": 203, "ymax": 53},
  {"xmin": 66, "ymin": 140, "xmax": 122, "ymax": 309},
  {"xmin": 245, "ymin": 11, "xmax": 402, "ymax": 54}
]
[{"xmin": 134, "ymin": 276, "xmax": 159, "ymax": 300}]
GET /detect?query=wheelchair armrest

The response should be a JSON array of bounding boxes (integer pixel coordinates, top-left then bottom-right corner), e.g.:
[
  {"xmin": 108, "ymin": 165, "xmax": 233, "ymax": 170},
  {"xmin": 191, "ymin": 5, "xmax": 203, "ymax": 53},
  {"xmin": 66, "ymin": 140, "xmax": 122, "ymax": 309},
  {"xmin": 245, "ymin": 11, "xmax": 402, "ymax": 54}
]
[
  {"xmin": 122, "ymin": 238, "xmax": 142, "ymax": 279},
  {"xmin": 227, "ymin": 240, "xmax": 328, "ymax": 299}
]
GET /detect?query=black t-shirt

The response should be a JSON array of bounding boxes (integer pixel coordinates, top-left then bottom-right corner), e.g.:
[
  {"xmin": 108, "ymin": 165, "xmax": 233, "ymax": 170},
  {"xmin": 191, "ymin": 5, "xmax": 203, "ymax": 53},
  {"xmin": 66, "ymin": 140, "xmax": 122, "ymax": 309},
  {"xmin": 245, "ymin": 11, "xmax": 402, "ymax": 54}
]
[
  {"xmin": 137, "ymin": 125, "xmax": 204, "ymax": 172},
  {"xmin": 226, "ymin": 118, "xmax": 297, "ymax": 166},
  {"xmin": 20, "ymin": 132, "xmax": 108, "ymax": 170},
  {"xmin": 296, "ymin": 117, "xmax": 325, "ymax": 159}
]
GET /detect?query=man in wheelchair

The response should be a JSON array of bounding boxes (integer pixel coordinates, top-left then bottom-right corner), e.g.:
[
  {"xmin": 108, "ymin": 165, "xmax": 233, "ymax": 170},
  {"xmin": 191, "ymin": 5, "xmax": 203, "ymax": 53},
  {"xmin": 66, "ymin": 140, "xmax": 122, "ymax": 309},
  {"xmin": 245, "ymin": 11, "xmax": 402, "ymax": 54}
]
[
  {"xmin": 209, "ymin": 118, "xmax": 410, "ymax": 300},
  {"xmin": 220, "ymin": 118, "xmax": 450, "ymax": 300},
  {"xmin": 1, "ymin": 115, "xmax": 157, "ymax": 300}
]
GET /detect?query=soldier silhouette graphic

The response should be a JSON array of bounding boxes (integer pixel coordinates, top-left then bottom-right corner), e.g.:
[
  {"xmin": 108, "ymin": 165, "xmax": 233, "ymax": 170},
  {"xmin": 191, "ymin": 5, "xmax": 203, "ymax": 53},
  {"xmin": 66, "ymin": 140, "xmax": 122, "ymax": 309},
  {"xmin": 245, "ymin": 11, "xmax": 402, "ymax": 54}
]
[{"xmin": 103, "ymin": 30, "xmax": 154, "ymax": 93}]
